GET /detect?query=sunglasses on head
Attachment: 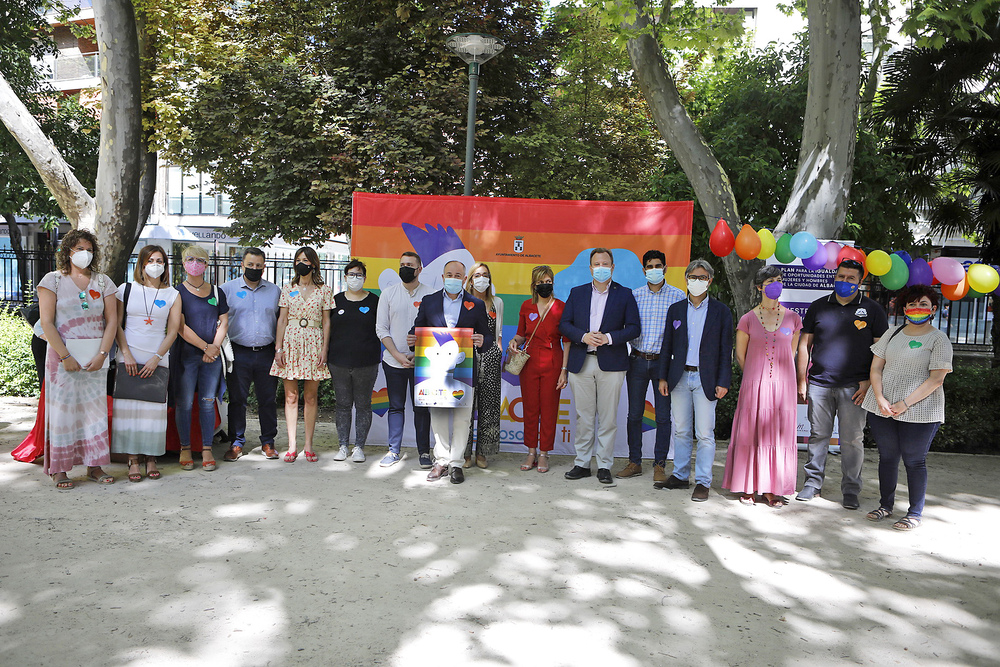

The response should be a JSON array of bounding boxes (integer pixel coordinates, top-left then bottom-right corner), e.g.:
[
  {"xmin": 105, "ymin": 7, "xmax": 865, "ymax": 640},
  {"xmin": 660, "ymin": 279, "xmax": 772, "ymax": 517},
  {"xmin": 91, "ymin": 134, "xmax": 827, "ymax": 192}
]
[{"xmin": 839, "ymin": 259, "xmax": 864, "ymax": 270}]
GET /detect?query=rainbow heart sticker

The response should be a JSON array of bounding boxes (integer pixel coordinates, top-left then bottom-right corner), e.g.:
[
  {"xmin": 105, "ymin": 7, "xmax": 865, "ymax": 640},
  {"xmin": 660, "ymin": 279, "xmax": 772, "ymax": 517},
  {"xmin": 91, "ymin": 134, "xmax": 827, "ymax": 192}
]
[
  {"xmin": 452, "ymin": 390, "xmax": 465, "ymax": 400},
  {"xmin": 370, "ymin": 387, "xmax": 390, "ymax": 417}
]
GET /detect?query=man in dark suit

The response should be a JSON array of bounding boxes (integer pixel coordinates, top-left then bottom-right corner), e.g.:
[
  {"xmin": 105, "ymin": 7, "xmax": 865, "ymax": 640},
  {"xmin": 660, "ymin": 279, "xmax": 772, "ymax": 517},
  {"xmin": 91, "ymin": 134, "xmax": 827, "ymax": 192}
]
[
  {"xmin": 408, "ymin": 260, "xmax": 494, "ymax": 484},
  {"xmin": 559, "ymin": 248, "xmax": 641, "ymax": 484},
  {"xmin": 657, "ymin": 259, "xmax": 734, "ymax": 501}
]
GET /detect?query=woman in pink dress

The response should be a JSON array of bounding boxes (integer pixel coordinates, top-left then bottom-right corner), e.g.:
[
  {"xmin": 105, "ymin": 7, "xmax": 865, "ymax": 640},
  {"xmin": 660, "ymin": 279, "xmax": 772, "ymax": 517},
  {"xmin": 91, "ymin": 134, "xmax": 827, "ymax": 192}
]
[{"xmin": 723, "ymin": 265, "xmax": 802, "ymax": 507}]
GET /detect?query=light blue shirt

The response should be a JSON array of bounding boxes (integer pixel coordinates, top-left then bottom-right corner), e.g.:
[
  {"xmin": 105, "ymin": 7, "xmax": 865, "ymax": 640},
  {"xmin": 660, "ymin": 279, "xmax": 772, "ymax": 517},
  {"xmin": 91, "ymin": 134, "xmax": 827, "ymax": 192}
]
[
  {"xmin": 632, "ymin": 282, "xmax": 686, "ymax": 354},
  {"xmin": 443, "ymin": 289, "xmax": 464, "ymax": 328},
  {"xmin": 685, "ymin": 296, "xmax": 710, "ymax": 367},
  {"xmin": 220, "ymin": 277, "xmax": 281, "ymax": 347}
]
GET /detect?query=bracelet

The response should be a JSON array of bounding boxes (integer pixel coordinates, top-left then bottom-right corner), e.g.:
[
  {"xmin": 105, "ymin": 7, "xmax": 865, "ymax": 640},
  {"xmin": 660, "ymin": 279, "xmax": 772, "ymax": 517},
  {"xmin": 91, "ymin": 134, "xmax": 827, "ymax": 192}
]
[
  {"xmin": 561, "ymin": 367, "xmax": 568, "ymax": 370},
  {"xmin": 152, "ymin": 352, "xmax": 162, "ymax": 360},
  {"xmin": 59, "ymin": 353, "xmax": 72, "ymax": 361},
  {"xmin": 902, "ymin": 399, "xmax": 909, "ymax": 408},
  {"xmin": 203, "ymin": 345, "xmax": 209, "ymax": 352},
  {"xmin": 99, "ymin": 350, "xmax": 108, "ymax": 356}
]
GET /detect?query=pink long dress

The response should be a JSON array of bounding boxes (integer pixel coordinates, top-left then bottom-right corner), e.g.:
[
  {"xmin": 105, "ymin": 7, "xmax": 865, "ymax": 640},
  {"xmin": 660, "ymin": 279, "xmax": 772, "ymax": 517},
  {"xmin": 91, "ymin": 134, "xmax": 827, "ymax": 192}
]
[{"xmin": 723, "ymin": 308, "xmax": 802, "ymax": 496}]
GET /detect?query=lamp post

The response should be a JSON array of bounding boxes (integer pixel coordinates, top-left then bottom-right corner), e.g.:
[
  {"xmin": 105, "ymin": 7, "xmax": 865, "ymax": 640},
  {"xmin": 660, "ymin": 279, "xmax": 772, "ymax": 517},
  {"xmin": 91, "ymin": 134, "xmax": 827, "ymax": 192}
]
[{"xmin": 446, "ymin": 32, "xmax": 505, "ymax": 196}]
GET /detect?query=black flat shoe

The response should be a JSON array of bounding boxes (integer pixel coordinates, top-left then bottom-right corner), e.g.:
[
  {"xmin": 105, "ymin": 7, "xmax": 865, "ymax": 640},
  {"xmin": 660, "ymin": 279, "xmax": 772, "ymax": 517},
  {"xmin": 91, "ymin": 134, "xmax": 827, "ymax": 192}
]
[{"xmin": 564, "ymin": 465, "xmax": 592, "ymax": 480}]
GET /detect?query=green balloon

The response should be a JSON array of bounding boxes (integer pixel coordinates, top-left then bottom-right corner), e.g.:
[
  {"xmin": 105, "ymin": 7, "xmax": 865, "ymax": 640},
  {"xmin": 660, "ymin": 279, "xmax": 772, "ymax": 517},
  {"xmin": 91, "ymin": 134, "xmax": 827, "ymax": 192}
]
[
  {"xmin": 964, "ymin": 288, "xmax": 986, "ymax": 300},
  {"xmin": 774, "ymin": 233, "xmax": 796, "ymax": 264},
  {"xmin": 880, "ymin": 253, "xmax": 909, "ymax": 290}
]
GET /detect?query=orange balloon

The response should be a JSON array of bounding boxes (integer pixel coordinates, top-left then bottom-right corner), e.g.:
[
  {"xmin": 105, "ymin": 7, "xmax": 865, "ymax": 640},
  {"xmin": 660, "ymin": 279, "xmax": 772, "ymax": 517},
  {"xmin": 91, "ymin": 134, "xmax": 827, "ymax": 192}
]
[
  {"xmin": 734, "ymin": 224, "xmax": 762, "ymax": 260},
  {"xmin": 709, "ymin": 218, "xmax": 736, "ymax": 257},
  {"xmin": 941, "ymin": 274, "xmax": 970, "ymax": 301}
]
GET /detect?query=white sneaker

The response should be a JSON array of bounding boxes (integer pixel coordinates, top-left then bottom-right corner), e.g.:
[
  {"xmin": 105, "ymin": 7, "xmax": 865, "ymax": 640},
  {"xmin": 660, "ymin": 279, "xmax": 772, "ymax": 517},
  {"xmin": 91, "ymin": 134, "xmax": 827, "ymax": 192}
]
[
  {"xmin": 352, "ymin": 446, "xmax": 366, "ymax": 463},
  {"xmin": 333, "ymin": 446, "xmax": 349, "ymax": 461}
]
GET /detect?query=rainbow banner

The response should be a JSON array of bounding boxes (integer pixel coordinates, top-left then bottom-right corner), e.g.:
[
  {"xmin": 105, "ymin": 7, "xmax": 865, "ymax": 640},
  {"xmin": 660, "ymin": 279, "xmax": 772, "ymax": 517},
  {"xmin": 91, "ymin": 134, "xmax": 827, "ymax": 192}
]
[
  {"xmin": 413, "ymin": 327, "xmax": 474, "ymax": 408},
  {"xmin": 354, "ymin": 193, "xmax": 693, "ymax": 457}
]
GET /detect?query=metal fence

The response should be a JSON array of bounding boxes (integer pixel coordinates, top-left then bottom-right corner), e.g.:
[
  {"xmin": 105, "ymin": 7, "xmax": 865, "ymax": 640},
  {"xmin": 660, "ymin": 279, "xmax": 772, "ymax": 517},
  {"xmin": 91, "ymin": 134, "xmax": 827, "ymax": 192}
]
[
  {"xmin": 1, "ymin": 250, "xmax": 350, "ymax": 305},
  {"xmin": 868, "ymin": 282, "xmax": 995, "ymax": 347}
]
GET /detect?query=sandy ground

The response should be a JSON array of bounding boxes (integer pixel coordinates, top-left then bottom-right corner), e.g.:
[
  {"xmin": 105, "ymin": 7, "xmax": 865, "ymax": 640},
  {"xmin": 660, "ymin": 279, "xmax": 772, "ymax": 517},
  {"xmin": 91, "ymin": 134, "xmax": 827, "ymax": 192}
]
[{"xmin": 1, "ymin": 395, "xmax": 999, "ymax": 667}]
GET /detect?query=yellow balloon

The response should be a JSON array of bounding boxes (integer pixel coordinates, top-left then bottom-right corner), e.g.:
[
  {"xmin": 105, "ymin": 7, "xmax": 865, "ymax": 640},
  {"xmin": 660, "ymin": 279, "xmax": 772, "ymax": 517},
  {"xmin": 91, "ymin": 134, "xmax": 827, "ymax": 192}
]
[
  {"xmin": 967, "ymin": 263, "xmax": 1000, "ymax": 294},
  {"xmin": 756, "ymin": 229, "xmax": 776, "ymax": 260},
  {"xmin": 866, "ymin": 249, "xmax": 892, "ymax": 276}
]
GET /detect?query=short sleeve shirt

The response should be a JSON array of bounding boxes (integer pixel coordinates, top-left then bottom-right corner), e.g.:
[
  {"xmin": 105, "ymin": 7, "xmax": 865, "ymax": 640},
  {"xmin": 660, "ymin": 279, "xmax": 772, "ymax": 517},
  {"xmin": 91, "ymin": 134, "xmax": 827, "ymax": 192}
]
[
  {"xmin": 802, "ymin": 292, "xmax": 889, "ymax": 387},
  {"xmin": 861, "ymin": 325, "xmax": 953, "ymax": 423},
  {"xmin": 175, "ymin": 283, "xmax": 230, "ymax": 358}
]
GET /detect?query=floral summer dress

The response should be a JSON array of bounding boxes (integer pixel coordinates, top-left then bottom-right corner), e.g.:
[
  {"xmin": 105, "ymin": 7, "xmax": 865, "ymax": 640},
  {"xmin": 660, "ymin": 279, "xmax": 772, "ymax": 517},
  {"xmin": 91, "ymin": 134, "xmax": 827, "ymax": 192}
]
[{"xmin": 270, "ymin": 282, "xmax": 333, "ymax": 380}]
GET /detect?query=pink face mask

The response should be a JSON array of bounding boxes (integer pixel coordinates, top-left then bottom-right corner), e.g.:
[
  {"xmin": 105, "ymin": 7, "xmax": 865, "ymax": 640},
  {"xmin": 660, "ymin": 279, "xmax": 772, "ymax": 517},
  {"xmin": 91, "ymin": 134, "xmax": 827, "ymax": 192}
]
[{"xmin": 184, "ymin": 259, "xmax": 207, "ymax": 277}]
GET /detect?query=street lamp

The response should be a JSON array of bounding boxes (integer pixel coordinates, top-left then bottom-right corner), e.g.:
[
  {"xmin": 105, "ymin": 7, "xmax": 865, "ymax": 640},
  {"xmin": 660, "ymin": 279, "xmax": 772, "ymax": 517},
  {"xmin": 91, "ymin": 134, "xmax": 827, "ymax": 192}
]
[{"xmin": 446, "ymin": 32, "xmax": 505, "ymax": 196}]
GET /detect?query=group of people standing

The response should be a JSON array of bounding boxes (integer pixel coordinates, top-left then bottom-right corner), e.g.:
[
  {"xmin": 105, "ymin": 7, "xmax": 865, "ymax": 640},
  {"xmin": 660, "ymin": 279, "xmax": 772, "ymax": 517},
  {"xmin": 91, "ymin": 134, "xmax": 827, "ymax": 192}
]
[{"xmin": 32, "ymin": 234, "xmax": 953, "ymax": 529}]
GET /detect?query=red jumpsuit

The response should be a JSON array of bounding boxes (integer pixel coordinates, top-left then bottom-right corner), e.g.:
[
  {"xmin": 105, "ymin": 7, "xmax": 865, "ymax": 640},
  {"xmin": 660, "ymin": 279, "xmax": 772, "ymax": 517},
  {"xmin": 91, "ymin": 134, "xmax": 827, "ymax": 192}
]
[{"xmin": 516, "ymin": 299, "xmax": 567, "ymax": 451}]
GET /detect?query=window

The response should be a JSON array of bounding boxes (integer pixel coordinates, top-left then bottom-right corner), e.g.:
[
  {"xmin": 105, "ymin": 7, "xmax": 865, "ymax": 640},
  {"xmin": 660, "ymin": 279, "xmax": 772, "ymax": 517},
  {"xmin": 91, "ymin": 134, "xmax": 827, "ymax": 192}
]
[{"xmin": 167, "ymin": 167, "xmax": 231, "ymax": 216}]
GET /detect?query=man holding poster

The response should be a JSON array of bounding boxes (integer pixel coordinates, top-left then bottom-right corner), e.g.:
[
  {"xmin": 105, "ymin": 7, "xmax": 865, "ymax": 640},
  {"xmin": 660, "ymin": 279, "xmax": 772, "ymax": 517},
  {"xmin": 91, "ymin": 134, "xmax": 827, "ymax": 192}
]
[{"xmin": 409, "ymin": 261, "xmax": 494, "ymax": 484}]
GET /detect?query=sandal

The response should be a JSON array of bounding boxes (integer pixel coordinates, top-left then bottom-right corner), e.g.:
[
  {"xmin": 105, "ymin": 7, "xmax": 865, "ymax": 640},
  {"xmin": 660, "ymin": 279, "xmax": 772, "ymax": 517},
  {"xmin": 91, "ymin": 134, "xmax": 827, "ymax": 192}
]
[
  {"xmin": 521, "ymin": 451, "xmax": 537, "ymax": 471},
  {"xmin": 765, "ymin": 494, "xmax": 787, "ymax": 508},
  {"xmin": 179, "ymin": 448, "xmax": 195, "ymax": 471},
  {"xmin": 304, "ymin": 450, "xmax": 318, "ymax": 463},
  {"xmin": 892, "ymin": 515, "xmax": 921, "ymax": 531},
  {"xmin": 537, "ymin": 453, "xmax": 549, "ymax": 474},
  {"xmin": 51, "ymin": 473, "xmax": 74, "ymax": 490},
  {"xmin": 738, "ymin": 494, "xmax": 756, "ymax": 506},
  {"xmin": 145, "ymin": 457, "xmax": 161, "ymax": 480},
  {"xmin": 283, "ymin": 450, "xmax": 298, "ymax": 463},
  {"xmin": 128, "ymin": 458, "xmax": 143, "ymax": 483},
  {"xmin": 866, "ymin": 507, "xmax": 893, "ymax": 522},
  {"xmin": 87, "ymin": 468, "xmax": 115, "ymax": 484}
]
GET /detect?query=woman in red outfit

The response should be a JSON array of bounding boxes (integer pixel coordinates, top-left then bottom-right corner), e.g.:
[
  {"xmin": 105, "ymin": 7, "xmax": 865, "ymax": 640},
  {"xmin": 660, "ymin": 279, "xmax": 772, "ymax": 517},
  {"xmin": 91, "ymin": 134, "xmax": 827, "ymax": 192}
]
[{"xmin": 508, "ymin": 265, "xmax": 570, "ymax": 473}]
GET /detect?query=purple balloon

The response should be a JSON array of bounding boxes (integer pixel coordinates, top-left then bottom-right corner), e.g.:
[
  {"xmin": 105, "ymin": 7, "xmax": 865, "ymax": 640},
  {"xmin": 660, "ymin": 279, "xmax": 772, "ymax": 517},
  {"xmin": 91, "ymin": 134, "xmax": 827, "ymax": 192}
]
[
  {"xmin": 907, "ymin": 257, "xmax": 933, "ymax": 286},
  {"xmin": 824, "ymin": 241, "xmax": 840, "ymax": 270},
  {"xmin": 802, "ymin": 246, "xmax": 828, "ymax": 271}
]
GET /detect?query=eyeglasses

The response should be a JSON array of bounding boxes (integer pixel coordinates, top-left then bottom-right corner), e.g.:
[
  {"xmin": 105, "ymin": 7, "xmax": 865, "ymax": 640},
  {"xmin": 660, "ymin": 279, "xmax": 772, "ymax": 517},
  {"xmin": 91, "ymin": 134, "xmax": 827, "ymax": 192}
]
[
  {"xmin": 78, "ymin": 290, "xmax": 89, "ymax": 311},
  {"xmin": 687, "ymin": 275, "xmax": 710, "ymax": 282},
  {"xmin": 346, "ymin": 272, "xmax": 365, "ymax": 279}
]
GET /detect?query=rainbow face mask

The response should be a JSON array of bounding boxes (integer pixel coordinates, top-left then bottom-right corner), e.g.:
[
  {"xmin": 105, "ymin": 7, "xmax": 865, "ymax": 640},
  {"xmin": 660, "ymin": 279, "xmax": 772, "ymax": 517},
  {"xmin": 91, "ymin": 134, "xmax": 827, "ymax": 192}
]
[{"xmin": 903, "ymin": 306, "xmax": 933, "ymax": 324}]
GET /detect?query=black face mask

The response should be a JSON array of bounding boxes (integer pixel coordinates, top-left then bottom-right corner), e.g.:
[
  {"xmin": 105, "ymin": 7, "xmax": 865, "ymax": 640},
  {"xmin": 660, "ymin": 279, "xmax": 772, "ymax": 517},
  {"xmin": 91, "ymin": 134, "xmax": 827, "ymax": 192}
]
[
  {"xmin": 243, "ymin": 267, "xmax": 263, "ymax": 282},
  {"xmin": 535, "ymin": 283, "xmax": 554, "ymax": 298},
  {"xmin": 295, "ymin": 262, "xmax": 313, "ymax": 277},
  {"xmin": 399, "ymin": 266, "xmax": 417, "ymax": 283}
]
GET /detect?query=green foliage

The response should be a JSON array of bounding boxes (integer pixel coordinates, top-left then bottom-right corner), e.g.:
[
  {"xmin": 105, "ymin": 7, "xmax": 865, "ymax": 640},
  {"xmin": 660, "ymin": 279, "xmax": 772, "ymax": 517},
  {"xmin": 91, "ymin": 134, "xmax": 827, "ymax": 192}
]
[
  {"xmin": 590, "ymin": 0, "xmax": 746, "ymax": 56},
  {"xmin": 915, "ymin": 359, "xmax": 1000, "ymax": 453},
  {"xmin": 0, "ymin": 305, "xmax": 38, "ymax": 397},
  {"xmin": 901, "ymin": 0, "xmax": 1000, "ymax": 48}
]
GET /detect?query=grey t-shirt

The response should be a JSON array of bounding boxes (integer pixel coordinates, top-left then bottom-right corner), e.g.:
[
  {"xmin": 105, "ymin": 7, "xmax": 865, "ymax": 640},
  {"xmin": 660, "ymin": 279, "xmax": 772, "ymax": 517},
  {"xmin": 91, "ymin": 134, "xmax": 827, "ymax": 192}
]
[{"xmin": 862, "ymin": 325, "xmax": 953, "ymax": 423}]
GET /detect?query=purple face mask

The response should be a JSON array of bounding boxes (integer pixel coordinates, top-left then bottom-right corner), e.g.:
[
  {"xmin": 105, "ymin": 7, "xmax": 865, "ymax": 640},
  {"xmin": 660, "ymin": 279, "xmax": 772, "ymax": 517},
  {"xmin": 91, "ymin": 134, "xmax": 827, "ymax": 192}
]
[{"xmin": 763, "ymin": 281, "xmax": 783, "ymax": 300}]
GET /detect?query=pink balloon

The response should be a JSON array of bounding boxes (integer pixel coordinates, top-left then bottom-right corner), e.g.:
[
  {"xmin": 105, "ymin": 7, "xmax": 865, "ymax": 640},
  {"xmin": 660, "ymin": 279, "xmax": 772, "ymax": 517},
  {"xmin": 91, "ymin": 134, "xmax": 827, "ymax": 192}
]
[
  {"xmin": 931, "ymin": 256, "xmax": 966, "ymax": 285},
  {"xmin": 824, "ymin": 241, "xmax": 841, "ymax": 270}
]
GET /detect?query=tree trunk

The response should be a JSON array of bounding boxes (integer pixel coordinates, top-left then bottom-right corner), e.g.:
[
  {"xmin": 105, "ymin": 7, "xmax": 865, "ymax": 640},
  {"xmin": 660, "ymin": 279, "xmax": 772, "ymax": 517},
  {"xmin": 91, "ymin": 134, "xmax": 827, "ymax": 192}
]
[
  {"xmin": 134, "ymin": 2, "xmax": 156, "ymax": 248},
  {"xmin": 0, "ymin": 74, "xmax": 97, "ymax": 229},
  {"xmin": 93, "ymin": 0, "xmax": 143, "ymax": 283},
  {"xmin": 774, "ymin": 0, "xmax": 862, "ymax": 237},
  {"xmin": 622, "ymin": 10, "xmax": 759, "ymax": 316}
]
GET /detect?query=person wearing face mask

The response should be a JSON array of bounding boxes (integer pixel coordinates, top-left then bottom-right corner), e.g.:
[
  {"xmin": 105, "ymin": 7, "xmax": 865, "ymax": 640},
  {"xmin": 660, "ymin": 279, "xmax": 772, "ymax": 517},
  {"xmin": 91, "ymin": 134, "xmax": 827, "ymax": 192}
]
[
  {"xmin": 559, "ymin": 248, "xmax": 641, "ymax": 484},
  {"xmin": 374, "ymin": 251, "xmax": 434, "ymax": 468},
  {"xmin": 862, "ymin": 285, "xmax": 952, "ymax": 531},
  {"xmin": 36, "ymin": 229, "xmax": 118, "ymax": 488},
  {"xmin": 509, "ymin": 265, "xmax": 570, "ymax": 473},
  {"xmin": 408, "ymin": 260, "xmax": 494, "ymax": 484},
  {"xmin": 619, "ymin": 249, "xmax": 685, "ymax": 482},
  {"xmin": 111, "ymin": 245, "xmax": 182, "ymax": 481},
  {"xmin": 722, "ymin": 265, "xmax": 802, "ymax": 507},
  {"xmin": 221, "ymin": 247, "xmax": 281, "ymax": 461},
  {"xmin": 657, "ymin": 259, "xmax": 733, "ymax": 501},
  {"xmin": 174, "ymin": 244, "xmax": 229, "ymax": 471},
  {"xmin": 795, "ymin": 258, "xmax": 888, "ymax": 508},
  {"xmin": 462, "ymin": 262, "xmax": 504, "ymax": 469},
  {"xmin": 270, "ymin": 246, "xmax": 333, "ymax": 463},
  {"xmin": 328, "ymin": 259, "xmax": 380, "ymax": 463}
]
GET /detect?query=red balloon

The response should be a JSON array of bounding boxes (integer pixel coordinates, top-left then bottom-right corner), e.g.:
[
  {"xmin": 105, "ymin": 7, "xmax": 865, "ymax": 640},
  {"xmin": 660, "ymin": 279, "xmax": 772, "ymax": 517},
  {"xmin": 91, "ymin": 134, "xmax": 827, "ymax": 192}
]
[
  {"xmin": 734, "ymin": 224, "xmax": 762, "ymax": 260},
  {"xmin": 709, "ymin": 218, "xmax": 736, "ymax": 257},
  {"xmin": 929, "ymin": 259, "xmax": 941, "ymax": 285},
  {"xmin": 836, "ymin": 245, "xmax": 868, "ymax": 280},
  {"xmin": 942, "ymin": 275, "xmax": 970, "ymax": 301}
]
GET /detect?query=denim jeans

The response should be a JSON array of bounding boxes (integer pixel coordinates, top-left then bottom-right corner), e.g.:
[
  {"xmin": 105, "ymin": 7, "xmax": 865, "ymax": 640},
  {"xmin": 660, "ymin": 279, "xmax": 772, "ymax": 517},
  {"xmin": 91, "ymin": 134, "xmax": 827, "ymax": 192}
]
[
  {"xmin": 227, "ymin": 344, "xmax": 278, "ymax": 448},
  {"xmin": 868, "ymin": 414, "xmax": 940, "ymax": 518},
  {"xmin": 669, "ymin": 370, "xmax": 718, "ymax": 486},
  {"xmin": 175, "ymin": 352, "xmax": 223, "ymax": 450},
  {"xmin": 626, "ymin": 355, "xmax": 671, "ymax": 465},
  {"xmin": 329, "ymin": 363, "xmax": 379, "ymax": 448},
  {"xmin": 803, "ymin": 382, "xmax": 867, "ymax": 496},
  {"xmin": 382, "ymin": 362, "xmax": 430, "ymax": 455}
]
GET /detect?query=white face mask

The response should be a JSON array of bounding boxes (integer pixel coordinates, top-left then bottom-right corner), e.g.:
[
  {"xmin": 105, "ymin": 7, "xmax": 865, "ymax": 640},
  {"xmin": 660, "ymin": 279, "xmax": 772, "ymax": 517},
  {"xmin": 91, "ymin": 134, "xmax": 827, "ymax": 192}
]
[
  {"xmin": 71, "ymin": 249, "xmax": 93, "ymax": 269},
  {"xmin": 345, "ymin": 276, "xmax": 365, "ymax": 291},
  {"xmin": 687, "ymin": 278, "xmax": 709, "ymax": 297},
  {"xmin": 144, "ymin": 263, "xmax": 165, "ymax": 279},
  {"xmin": 472, "ymin": 276, "xmax": 490, "ymax": 292}
]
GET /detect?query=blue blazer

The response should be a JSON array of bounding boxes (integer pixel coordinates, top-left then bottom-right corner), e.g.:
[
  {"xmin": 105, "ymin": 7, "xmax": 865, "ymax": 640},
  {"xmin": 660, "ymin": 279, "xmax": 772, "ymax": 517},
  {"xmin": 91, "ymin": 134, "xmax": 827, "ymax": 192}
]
[
  {"xmin": 409, "ymin": 290, "xmax": 495, "ymax": 350},
  {"xmin": 657, "ymin": 296, "xmax": 734, "ymax": 401},
  {"xmin": 559, "ymin": 281, "xmax": 640, "ymax": 373}
]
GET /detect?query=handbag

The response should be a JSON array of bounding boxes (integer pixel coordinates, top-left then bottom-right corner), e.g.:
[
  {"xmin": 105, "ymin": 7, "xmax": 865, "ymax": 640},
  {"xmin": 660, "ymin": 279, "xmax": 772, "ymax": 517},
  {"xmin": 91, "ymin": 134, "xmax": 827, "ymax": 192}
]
[
  {"xmin": 113, "ymin": 365, "xmax": 169, "ymax": 403},
  {"xmin": 503, "ymin": 302, "xmax": 550, "ymax": 375},
  {"xmin": 212, "ymin": 285, "xmax": 235, "ymax": 373},
  {"xmin": 65, "ymin": 338, "xmax": 110, "ymax": 369}
]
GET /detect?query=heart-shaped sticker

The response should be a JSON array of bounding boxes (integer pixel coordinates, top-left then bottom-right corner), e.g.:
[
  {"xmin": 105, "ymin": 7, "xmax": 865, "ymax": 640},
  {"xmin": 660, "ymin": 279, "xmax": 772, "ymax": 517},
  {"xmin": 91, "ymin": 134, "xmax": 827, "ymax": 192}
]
[
  {"xmin": 207, "ymin": 297, "xmax": 218, "ymax": 306},
  {"xmin": 413, "ymin": 301, "xmax": 421, "ymax": 308},
  {"xmin": 89, "ymin": 289, "xmax": 100, "ymax": 299},
  {"xmin": 464, "ymin": 301, "xmax": 474, "ymax": 310},
  {"xmin": 359, "ymin": 306, "xmax": 370, "ymax": 314},
  {"xmin": 909, "ymin": 340, "xmax": 923, "ymax": 349},
  {"xmin": 488, "ymin": 311, "xmax": 496, "ymax": 319},
  {"xmin": 779, "ymin": 327, "xmax": 792, "ymax": 336},
  {"xmin": 672, "ymin": 320, "xmax": 682, "ymax": 330},
  {"xmin": 289, "ymin": 290, "xmax": 300, "ymax": 298},
  {"xmin": 528, "ymin": 313, "xmax": 538, "ymax": 321},
  {"xmin": 153, "ymin": 299, "xmax": 166, "ymax": 308},
  {"xmin": 237, "ymin": 290, "xmax": 248, "ymax": 299},
  {"xmin": 854, "ymin": 320, "xmax": 867, "ymax": 330},
  {"xmin": 452, "ymin": 390, "xmax": 465, "ymax": 400}
]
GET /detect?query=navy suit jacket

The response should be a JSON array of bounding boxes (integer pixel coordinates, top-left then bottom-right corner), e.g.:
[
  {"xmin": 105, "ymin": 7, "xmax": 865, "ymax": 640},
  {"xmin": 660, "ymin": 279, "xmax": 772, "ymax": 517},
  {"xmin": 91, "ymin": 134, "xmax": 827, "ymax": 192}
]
[
  {"xmin": 657, "ymin": 296, "xmax": 734, "ymax": 401},
  {"xmin": 559, "ymin": 281, "xmax": 640, "ymax": 373},
  {"xmin": 409, "ymin": 289, "xmax": 494, "ymax": 350}
]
